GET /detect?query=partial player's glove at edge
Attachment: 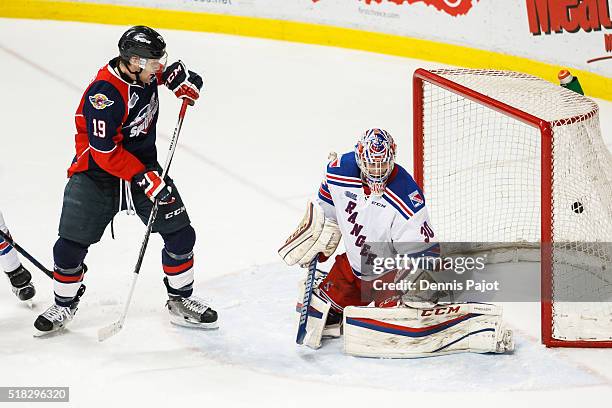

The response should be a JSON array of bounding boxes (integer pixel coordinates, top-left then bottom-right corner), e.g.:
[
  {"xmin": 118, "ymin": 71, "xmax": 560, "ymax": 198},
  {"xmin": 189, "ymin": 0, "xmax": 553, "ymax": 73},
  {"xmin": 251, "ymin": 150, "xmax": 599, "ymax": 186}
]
[
  {"xmin": 134, "ymin": 170, "xmax": 174, "ymax": 204},
  {"xmin": 162, "ymin": 60, "xmax": 203, "ymax": 105}
]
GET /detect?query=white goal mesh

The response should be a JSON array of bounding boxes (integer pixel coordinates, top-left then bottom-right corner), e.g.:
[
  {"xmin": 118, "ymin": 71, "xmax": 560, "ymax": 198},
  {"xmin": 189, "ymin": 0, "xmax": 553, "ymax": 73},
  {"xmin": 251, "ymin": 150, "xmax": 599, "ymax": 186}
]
[{"xmin": 414, "ymin": 68, "xmax": 612, "ymax": 346}]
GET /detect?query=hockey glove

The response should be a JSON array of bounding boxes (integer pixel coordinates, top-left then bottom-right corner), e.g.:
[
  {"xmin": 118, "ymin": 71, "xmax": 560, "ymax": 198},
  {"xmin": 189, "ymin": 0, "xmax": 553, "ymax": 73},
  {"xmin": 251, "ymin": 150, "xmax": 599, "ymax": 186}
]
[
  {"xmin": 278, "ymin": 200, "xmax": 341, "ymax": 267},
  {"xmin": 134, "ymin": 170, "xmax": 174, "ymax": 204},
  {"xmin": 162, "ymin": 61, "xmax": 203, "ymax": 105}
]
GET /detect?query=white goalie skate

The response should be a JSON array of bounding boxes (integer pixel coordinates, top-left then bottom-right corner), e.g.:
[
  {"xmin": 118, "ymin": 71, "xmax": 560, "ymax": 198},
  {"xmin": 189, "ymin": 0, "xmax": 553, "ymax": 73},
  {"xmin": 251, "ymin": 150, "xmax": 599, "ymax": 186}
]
[{"xmin": 166, "ymin": 295, "xmax": 218, "ymax": 329}]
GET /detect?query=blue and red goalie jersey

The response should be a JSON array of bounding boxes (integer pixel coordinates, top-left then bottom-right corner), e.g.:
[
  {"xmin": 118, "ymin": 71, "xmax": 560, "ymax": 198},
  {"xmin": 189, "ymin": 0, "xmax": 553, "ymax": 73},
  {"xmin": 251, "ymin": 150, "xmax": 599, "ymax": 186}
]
[{"xmin": 68, "ymin": 57, "xmax": 163, "ymax": 180}]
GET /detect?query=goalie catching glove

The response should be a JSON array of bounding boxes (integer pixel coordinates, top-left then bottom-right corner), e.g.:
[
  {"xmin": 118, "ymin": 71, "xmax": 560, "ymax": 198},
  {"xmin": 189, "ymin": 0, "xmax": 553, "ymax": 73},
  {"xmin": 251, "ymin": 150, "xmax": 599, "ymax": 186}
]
[{"xmin": 278, "ymin": 200, "xmax": 341, "ymax": 267}]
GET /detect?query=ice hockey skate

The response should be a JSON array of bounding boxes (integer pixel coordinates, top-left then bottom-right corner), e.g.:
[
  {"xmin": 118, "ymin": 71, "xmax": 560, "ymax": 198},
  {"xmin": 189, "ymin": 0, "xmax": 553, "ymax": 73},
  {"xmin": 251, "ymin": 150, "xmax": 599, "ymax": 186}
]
[
  {"xmin": 5, "ymin": 265, "xmax": 35, "ymax": 303},
  {"xmin": 166, "ymin": 295, "xmax": 218, "ymax": 329},
  {"xmin": 33, "ymin": 285, "xmax": 86, "ymax": 337},
  {"xmin": 33, "ymin": 304, "xmax": 76, "ymax": 337},
  {"xmin": 322, "ymin": 309, "xmax": 342, "ymax": 338}
]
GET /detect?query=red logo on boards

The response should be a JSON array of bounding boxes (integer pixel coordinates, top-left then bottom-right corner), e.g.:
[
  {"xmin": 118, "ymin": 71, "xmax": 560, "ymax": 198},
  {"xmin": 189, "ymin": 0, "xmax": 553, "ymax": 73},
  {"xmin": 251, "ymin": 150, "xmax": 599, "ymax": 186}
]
[
  {"xmin": 311, "ymin": 0, "xmax": 478, "ymax": 17},
  {"xmin": 526, "ymin": 0, "xmax": 612, "ymax": 64},
  {"xmin": 526, "ymin": 0, "xmax": 611, "ymax": 35}
]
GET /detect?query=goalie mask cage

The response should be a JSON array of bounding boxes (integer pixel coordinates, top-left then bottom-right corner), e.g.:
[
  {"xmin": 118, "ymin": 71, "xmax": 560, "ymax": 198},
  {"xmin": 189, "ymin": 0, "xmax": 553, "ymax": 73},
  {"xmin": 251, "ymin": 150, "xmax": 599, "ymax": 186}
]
[{"xmin": 413, "ymin": 68, "xmax": 612, "ymax": 347}]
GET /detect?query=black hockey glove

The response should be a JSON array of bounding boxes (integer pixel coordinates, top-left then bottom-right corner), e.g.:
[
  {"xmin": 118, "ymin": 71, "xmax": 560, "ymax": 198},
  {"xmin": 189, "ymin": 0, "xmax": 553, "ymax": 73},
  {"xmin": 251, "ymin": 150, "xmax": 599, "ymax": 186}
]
[{"xmin": 162, "ymin": 61, "xmax": 203, "ymax": 105}]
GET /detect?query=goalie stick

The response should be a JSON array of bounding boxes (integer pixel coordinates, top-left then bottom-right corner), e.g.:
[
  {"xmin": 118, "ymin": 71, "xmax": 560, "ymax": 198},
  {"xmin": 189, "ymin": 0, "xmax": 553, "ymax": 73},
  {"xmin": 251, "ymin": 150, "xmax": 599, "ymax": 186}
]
[
  {"xmin": 98, "ymin": 99, "xmax": 190, "ymax": 342},
  {"xmin": 296, "ymin": 256, "xmax": 318, "ymax": 345}
]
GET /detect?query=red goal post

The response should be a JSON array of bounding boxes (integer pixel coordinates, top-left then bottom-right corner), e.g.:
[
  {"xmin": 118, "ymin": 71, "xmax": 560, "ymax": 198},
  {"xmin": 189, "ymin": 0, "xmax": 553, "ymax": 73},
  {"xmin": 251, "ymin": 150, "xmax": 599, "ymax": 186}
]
[{"xmin": 412, "ymin": 68, "xmax": 612, "ymax": 348}]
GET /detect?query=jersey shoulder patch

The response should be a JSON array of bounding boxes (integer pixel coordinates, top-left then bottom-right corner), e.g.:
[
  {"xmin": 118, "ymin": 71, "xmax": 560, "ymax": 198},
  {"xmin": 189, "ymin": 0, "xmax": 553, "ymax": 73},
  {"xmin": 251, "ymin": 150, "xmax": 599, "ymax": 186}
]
[
  {"xmin": 383, "ymin": 165, "xmax": 425, "ymax": 219},
  {"xmin": 88, "ymin": 92, "xmax": 115, "ymax": 110},
  {"xmin": 325, "ymin": 151, "xmax": 362, "ymax": 189},
  {"xmin": 83, "ymin": 80, "xmax": 126, "ymax": 119}
]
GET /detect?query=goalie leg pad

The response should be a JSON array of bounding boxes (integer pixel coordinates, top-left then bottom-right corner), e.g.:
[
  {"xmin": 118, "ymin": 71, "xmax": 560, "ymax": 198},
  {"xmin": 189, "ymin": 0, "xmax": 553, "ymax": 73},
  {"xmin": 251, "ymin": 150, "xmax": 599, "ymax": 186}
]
[
  {"xmin": 295, "ymin": 282, "xmax": 330, "ymax": 349},
  {"xmin": 296, "ymin": 271, "xmax": 343, "ymax": 346},
  {"xmin": 343, "ymin": 303, "xmax": 513, "ymax": 358},
  {"xmin": 303, "ymin": 293, "xmax": 330, "ymax": 349},
  {"xmin": 279, "ymin": 200, "xmax": 341, "ymax": 267}
]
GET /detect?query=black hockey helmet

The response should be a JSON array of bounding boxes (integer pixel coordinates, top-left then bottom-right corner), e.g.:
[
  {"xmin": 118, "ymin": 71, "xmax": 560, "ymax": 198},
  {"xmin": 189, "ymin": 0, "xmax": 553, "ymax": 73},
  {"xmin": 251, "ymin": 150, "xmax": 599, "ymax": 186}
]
[{"xmin": 118, "ymin": 25, "xmax": 166, "ymax": 62}]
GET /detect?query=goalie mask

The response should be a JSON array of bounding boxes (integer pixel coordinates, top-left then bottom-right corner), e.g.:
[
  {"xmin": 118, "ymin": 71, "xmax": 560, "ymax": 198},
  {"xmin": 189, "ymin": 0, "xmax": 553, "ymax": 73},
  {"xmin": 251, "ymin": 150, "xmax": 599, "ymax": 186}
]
[{"xmin": 355, "ymin": 128, "xmax": 396, "ymax": 196}]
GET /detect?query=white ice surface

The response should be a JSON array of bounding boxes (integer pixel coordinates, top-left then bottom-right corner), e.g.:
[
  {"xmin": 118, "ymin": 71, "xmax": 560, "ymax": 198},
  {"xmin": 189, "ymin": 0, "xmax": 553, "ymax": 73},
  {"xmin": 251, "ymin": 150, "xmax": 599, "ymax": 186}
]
[{"xmin": 1, "ymin": 18, "xmax": 612, "ymax": 407}]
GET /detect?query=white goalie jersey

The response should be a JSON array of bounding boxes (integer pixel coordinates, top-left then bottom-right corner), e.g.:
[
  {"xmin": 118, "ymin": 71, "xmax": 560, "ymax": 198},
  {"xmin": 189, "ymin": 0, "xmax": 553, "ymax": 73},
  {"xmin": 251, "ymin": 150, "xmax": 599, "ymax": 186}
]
[{"xmin": 316, "ymin": 151, "xmax": 439, "ymax": 279}]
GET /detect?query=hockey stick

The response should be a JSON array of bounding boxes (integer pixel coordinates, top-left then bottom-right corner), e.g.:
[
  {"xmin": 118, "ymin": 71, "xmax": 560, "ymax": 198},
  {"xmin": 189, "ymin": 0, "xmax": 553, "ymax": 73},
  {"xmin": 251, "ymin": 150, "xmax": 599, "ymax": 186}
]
[
  {"xmin": 296, "ymin": 256, "xmax": 318, "ymax": 345},
  {"xmin": 0, "ymin": 229, "xmax": 87, "ymax": 302},
  {"xmin": 0, "ymin": 229, "xmax": 53, "ymax": 279},
  {"xmin": 98, "ymin": 99, "xmax": 190, "ymax": 342}
]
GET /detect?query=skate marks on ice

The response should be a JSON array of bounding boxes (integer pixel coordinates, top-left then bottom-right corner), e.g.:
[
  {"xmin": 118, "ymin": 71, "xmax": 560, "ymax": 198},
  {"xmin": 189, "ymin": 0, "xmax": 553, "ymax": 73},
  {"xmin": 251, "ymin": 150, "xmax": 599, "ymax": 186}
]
[{"xmin": 174, "ymin": 263, "xmax": 603, "ymax": 392}]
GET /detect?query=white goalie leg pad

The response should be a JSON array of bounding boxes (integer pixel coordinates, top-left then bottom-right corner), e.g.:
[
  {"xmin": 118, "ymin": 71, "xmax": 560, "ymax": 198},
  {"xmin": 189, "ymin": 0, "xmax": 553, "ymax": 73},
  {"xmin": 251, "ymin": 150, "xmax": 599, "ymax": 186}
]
[
  {"xmin": 343, "ymin": 303, "xmax": 514, "ymax": 358},
  {"xmin": 296, "ymin": 277, "xmax": 331, "ymax": 349},
  {"xmin": 279, "ymin": 200, "xmax": 341, "ymax": 267}
]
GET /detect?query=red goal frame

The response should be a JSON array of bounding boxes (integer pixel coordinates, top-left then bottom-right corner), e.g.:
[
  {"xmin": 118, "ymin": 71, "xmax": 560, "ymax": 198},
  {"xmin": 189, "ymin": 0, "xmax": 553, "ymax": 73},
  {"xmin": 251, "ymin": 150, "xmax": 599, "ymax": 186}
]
[{"xmin": 412, "ymin": 68, "xmax": 612, "ymax": 348}]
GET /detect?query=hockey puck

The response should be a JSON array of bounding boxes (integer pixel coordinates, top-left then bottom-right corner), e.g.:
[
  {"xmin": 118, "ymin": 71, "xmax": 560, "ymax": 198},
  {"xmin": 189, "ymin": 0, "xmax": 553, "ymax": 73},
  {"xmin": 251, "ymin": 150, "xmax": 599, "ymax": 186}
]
[{"xmin": 571, "ymin": 201, "xmax": 584, "ymax": 214}]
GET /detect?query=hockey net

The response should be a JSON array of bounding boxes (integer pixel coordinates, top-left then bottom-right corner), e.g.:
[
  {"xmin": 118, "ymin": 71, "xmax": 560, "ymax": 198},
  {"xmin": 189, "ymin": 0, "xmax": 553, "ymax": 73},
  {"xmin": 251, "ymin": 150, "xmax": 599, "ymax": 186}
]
[{"xmin": 413, "ymin": 68, "xmax": 612, "ymax": 347}]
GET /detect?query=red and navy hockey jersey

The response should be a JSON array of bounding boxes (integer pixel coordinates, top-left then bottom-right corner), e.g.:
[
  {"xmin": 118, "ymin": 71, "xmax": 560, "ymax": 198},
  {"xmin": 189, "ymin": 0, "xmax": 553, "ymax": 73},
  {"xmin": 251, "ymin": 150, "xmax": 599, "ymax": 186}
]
[{"xmin": 68, "ymin": 58, "xmax": 163, "ymax": 181}]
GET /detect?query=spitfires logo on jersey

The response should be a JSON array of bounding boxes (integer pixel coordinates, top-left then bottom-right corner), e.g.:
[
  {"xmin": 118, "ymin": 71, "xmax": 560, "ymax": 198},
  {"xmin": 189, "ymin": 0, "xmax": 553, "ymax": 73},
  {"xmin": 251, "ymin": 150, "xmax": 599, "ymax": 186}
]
[
  {"xmin": 409, "ymin": 191, "xmax": 424, "ymax": 208},
  {"xmin": 88, "ymin": 93, "xmax": 115, "ymax": 110},
  {"xmin": 126, "ymin": 94, "xmax": 159, "ymax": 138}
]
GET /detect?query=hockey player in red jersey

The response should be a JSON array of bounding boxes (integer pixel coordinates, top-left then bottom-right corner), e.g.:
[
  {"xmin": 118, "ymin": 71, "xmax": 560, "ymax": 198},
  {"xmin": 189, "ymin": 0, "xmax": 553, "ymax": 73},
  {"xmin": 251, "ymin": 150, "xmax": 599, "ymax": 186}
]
[
  {"xmin": 0, "ymin": 211, "xmax": 35, "ymax": 302},
  {"xmin": 34, "ymin": 26, "xmax": 217, "ymax": 335}
]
